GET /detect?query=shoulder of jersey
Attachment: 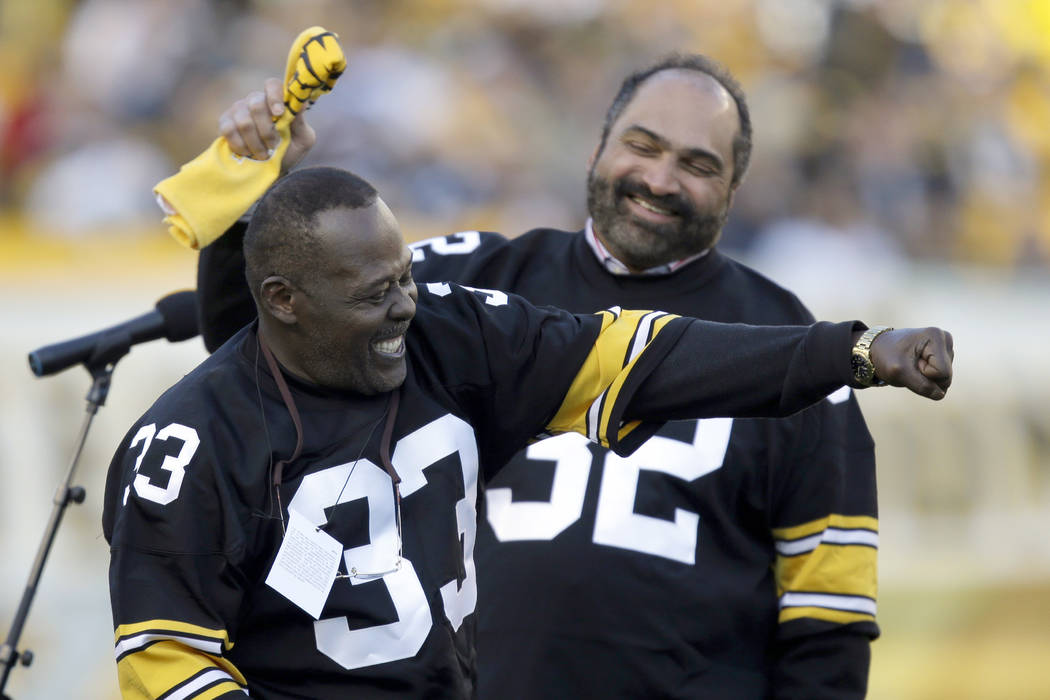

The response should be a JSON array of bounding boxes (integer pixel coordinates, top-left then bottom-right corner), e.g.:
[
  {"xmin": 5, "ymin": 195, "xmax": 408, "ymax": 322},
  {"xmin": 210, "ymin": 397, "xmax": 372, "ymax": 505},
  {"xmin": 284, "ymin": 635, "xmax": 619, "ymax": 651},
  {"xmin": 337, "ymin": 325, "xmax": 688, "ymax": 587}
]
[
  {"xmin": 144, "ymin": 334, "xmax": 257, "ymax": 426},
  {"xmin": 718, "ymin": 253, "xmax": 815, "ymax": 323}
]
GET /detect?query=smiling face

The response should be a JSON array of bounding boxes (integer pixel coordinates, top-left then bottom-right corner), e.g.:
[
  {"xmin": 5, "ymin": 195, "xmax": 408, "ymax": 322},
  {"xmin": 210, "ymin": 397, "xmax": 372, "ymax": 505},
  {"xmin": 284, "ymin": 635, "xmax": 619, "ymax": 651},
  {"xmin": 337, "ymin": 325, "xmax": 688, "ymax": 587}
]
[
  {"xmin": 279, "ymin": 199, "xmax": 418, "ymax": 394},
  {"xmin": 587, "ymin": 69, "xmax": 740, "ymax": 271}
]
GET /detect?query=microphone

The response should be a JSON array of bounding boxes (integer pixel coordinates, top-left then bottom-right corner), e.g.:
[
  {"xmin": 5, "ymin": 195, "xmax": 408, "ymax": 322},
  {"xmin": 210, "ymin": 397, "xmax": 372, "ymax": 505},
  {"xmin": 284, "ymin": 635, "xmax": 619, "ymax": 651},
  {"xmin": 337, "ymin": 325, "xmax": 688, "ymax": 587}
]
[{"xmin": 28, "ymin": 290, "xmax": 200, "ymax": 377}]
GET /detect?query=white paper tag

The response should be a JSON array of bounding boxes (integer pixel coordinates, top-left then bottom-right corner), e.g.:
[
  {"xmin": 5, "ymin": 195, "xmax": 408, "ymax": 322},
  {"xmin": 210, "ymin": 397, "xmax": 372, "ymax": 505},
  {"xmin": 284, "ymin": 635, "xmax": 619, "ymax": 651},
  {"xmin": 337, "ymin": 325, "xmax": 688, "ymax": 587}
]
[{"xmin": 265, "ymin": 508, "xmax": 343, "ymax": 619}]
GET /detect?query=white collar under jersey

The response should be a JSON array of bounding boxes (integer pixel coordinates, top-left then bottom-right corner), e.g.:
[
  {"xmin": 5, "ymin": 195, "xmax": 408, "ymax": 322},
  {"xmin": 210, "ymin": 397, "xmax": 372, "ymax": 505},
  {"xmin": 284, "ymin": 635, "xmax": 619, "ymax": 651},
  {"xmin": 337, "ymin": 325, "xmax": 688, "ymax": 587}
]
[{"xmin": 584, "ymin": 218, "xmax": 709, "ymax": 276}]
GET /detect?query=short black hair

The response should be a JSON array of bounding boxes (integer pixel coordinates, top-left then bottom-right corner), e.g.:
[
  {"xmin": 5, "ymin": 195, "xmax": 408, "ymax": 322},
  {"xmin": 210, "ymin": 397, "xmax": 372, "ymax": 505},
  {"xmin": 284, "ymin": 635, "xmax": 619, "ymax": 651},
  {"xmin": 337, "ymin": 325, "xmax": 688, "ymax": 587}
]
[
  {"xmin": 244, "ymin": 167, "xmax": 378, "ymax": 297},
  {"xmin": 597, "ymin": 53, "xmax": 753, "ymax": 187}
]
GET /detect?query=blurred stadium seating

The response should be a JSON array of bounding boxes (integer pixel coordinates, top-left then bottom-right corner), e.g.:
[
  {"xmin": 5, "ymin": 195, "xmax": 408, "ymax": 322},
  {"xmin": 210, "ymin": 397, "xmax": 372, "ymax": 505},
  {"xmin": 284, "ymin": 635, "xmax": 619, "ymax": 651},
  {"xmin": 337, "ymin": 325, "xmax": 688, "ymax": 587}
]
[{"xmin": 1, "ymin": 1, "xmax": 1047, "ymax": 698}]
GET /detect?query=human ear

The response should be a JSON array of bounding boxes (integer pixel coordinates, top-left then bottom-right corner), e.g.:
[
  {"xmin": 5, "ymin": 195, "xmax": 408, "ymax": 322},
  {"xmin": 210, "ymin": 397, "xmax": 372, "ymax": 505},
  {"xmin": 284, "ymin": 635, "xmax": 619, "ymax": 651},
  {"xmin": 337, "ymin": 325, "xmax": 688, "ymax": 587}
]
[{"xmin": 260, "ymin": 276, "xmax": 298, "ymax": 324}]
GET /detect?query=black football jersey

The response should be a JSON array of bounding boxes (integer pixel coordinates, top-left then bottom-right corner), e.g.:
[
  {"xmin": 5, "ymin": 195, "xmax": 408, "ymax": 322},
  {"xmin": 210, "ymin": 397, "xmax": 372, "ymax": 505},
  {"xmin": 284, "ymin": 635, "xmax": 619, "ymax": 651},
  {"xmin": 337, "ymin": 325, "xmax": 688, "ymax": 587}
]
[
  {"xmin": 103, "ymin": 284, "xmax": 704, "ymax": 699},
  {"xmin": 408, "ymin": 229, "xmax": 879, "ymax": 699},
  {"xmin": 109, "ymin": 280, "xmax": 862, "ymax": 699}
]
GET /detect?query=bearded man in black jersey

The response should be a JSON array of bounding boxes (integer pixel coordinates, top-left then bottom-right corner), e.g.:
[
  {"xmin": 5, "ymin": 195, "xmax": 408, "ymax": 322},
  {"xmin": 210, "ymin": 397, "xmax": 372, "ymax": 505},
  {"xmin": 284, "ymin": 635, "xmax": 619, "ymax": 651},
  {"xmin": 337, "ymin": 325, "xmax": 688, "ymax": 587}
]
[{"xmin": 196, "ymin": 54, "xmax": 934, "ymax": 699}]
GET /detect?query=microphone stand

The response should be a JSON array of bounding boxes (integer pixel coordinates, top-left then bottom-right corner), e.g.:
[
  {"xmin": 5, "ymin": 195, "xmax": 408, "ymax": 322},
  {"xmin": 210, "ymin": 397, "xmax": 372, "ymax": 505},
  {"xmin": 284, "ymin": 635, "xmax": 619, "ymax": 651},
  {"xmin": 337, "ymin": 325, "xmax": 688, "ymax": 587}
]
[{"xmin": 0, "ymin": 330, "xmax": 133, "ymax": 699}]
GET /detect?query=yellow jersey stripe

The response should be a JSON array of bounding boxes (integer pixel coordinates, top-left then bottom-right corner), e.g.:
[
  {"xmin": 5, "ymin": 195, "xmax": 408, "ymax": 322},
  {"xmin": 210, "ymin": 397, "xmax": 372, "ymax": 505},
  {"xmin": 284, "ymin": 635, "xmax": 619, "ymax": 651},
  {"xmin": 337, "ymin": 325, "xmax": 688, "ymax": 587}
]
[
  {"xmin": 772, "ymin": 514, "xmax": 878, "ymax": 542},
  {"xmin": 779, "ymin": 606, "xmax": 875, "ymax": 626},
  {"xmin": 775, "ymin": 542, "xmax": 877, "ymax": 598},
  {"xmin": 547, "ymin": 309, "xmax": 680, "ymax": 449},
  {"xmin": 117, "ymin": 639, "xmax": 246, "ymax": 699}
]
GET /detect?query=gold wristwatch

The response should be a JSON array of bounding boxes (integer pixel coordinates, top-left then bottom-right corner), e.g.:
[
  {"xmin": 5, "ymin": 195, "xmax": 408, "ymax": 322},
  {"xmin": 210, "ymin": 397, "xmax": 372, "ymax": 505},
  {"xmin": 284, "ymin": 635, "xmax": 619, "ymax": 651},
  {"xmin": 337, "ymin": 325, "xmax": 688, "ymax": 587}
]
[{"xmin": 851, "ymin": 325, "xmax": 893, "ymax": 387}]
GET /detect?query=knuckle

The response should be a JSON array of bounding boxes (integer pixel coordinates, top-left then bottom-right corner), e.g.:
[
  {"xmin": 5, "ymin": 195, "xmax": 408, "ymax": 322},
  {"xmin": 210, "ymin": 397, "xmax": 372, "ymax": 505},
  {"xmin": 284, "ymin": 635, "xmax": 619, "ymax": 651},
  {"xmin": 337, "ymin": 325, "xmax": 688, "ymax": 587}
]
[{"xmin": 231, "ymin": 107, "xmax": 252, "ymax": 128}]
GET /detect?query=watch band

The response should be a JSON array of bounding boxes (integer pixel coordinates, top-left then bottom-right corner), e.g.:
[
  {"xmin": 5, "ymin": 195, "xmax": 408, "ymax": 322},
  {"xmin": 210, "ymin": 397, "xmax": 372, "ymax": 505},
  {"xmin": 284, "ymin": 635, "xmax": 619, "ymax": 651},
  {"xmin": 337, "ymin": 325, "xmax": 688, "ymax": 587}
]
[{"xmin": 851, "ymin": 325, "xmax": 894, "ymax": 387}]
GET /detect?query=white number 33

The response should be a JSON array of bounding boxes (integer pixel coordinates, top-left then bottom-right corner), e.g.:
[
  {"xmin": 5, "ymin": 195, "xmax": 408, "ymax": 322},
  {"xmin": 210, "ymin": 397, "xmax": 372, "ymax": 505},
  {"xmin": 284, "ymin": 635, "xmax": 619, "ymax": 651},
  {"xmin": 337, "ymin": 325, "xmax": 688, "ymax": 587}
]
[{"xmin": 122, "ymin": 422, "xmax": 200, "ymax": 506}]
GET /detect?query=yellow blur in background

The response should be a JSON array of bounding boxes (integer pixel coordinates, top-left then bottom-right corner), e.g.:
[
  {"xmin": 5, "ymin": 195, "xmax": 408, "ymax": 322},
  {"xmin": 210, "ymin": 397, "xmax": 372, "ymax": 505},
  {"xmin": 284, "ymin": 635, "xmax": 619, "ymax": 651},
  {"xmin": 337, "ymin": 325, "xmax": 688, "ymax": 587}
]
[{"xmin": 1, "ymin": 1, "xmax": 1048, "ymax": 698}]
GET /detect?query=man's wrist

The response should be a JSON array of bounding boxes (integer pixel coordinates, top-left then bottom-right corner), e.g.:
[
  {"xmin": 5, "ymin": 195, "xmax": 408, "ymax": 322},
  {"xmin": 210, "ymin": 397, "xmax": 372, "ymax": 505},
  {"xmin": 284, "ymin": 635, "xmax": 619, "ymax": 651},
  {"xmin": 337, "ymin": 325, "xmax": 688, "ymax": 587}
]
[{"xmin": 851, "ymin": 325, "xmax": 893, "ymax": 387}]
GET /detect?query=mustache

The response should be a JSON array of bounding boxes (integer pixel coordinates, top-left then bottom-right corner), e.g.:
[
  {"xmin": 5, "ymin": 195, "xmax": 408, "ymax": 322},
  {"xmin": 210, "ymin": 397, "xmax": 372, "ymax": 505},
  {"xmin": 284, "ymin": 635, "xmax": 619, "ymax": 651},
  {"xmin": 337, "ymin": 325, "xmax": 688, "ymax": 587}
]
[
  {"xmin": 615, "ymin": 177, "xmax": 694, "ymax": 219},
  {"xmin": 374, "ymin": 321, "xmax": 411, "ymax": 341}
]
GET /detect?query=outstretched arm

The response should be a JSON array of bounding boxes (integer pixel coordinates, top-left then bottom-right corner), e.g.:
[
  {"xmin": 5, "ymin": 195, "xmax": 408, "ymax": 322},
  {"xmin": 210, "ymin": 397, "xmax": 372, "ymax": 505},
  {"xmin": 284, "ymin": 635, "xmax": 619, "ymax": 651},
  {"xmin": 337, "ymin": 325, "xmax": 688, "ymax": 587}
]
[{"xmin": 626, "ymin": 321, "xmax": 953, "ymax": 422}]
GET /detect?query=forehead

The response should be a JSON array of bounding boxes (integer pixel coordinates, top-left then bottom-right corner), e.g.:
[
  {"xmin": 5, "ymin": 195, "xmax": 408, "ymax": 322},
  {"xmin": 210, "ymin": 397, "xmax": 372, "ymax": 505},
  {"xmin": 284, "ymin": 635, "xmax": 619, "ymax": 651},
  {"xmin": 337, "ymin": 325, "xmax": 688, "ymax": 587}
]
[
  {"xmin": 612, "ymin": 69, "xmax": 739, "ymax": 158},
  {"xmin": 313, "ymin": 202, "xmax": 408, "ymax": 282}
]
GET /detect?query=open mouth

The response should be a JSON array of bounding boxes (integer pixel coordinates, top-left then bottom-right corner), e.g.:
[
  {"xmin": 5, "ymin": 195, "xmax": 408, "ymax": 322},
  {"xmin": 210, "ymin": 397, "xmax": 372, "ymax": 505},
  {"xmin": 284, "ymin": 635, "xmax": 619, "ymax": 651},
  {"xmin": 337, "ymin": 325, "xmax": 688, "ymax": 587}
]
[
  {"xmin": 372, "ymin": 335, "xmax": 405, "ymax": 357},
  {"xmin": 626, "ymin": 194, "xmax": 677, "ymax": 219}
]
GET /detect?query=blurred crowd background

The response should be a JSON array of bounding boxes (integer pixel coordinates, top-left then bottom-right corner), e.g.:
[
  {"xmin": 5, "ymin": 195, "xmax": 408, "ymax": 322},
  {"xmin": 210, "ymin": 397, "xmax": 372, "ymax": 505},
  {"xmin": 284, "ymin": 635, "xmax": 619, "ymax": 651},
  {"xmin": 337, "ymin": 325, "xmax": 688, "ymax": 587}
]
[
  {"xmin": 1, "ymin": 1, "xmax": 1048, "ymax": 699},
  {"xmin": 3, "ymin": 0, "xmax": 1050, "ymax": 267}
]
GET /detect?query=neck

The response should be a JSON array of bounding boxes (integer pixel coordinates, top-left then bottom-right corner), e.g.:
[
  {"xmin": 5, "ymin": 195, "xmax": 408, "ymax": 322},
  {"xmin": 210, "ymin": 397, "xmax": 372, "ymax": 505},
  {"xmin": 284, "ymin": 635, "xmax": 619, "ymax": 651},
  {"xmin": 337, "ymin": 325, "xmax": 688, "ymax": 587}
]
[{"xmin": 257, "ymin": 319, "xmax": 311, "ymax": 385}]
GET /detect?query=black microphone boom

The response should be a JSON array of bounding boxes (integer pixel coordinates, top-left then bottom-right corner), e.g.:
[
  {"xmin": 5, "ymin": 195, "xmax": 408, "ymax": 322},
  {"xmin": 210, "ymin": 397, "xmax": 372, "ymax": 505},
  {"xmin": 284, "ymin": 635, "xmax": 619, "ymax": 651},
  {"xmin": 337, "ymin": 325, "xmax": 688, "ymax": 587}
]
[{"xmin": 28, "ymin": 290, "xmax": 200, "ymax": 377}]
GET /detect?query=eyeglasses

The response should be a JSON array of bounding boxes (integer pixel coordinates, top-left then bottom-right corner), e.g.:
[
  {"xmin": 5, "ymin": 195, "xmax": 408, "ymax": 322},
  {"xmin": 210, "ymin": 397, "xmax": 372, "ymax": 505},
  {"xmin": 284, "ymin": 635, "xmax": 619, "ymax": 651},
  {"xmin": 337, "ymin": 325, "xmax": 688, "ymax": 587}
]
[{"xmin": 337, "ymin": 482, "xmax": 404, "ymax": 581}]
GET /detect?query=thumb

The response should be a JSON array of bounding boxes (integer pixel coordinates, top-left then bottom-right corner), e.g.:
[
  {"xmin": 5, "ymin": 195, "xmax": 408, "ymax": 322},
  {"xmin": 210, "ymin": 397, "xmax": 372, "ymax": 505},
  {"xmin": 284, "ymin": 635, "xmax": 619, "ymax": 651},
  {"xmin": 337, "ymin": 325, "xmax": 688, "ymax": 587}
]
[{"xmin": 282, "ymin": 113, "xmax": 316, "ymax": 173}]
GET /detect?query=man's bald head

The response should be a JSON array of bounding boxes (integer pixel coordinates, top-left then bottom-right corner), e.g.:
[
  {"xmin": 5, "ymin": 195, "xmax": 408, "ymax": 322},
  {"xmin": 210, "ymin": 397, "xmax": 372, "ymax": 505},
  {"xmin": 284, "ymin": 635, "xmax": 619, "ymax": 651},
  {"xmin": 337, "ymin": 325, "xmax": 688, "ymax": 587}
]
[{"xmin": 244, "ymin": 167, "xmax": 379, "ymax": 301}]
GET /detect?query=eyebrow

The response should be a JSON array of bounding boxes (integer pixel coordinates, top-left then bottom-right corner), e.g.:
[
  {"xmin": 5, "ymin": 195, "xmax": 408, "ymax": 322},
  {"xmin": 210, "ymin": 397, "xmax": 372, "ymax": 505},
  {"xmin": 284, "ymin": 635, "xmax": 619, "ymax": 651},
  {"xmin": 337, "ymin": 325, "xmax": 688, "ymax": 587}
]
[{"xmin": 622, "ymin": 124, "xmax": 725, "ymax": 172}]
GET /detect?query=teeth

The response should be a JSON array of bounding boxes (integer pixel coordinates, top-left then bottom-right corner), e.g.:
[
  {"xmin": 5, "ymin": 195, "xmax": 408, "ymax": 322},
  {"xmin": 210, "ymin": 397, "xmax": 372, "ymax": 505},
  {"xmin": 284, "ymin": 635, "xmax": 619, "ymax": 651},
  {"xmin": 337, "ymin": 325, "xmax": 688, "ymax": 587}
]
[
  {"xmin": 630, "ymin": 196, "xmax": 673, "ymax": 216},
  {"xmin": 373, "ymin": 335, "xmax": 404, "ymax": 354}
]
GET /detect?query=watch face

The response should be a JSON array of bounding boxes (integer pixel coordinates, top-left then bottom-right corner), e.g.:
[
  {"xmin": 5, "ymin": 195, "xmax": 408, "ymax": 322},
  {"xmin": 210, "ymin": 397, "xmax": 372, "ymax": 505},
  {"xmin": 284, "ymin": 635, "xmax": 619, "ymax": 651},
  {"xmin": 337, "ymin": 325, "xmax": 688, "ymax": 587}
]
[{"xmin": 851, "ymin": 352, "xmax": 874, "ymax": 384}]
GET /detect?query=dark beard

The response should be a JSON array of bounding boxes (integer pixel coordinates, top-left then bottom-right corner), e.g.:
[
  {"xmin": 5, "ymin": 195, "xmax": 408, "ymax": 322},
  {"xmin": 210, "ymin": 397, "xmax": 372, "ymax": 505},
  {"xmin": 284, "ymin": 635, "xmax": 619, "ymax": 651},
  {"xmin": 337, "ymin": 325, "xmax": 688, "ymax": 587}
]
[{"xmin": 586, "ymin": 170, "xmax": 727, "ymax": 270}]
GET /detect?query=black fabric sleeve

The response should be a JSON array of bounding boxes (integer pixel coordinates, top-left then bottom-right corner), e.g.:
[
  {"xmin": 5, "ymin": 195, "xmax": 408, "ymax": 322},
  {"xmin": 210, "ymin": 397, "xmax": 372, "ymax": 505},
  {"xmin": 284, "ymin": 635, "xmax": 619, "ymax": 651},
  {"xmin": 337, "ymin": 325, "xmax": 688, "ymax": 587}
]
[
  {"xmin": 104, "ymin": 412, "xmax": 251, "ymax": 697},
  {"xmin": 196, "ymin": 220, "xmax": 256, "ymax": 353},
  {"xmin": 626, "ymin": 320, "xmax": 862, "ymax": 422},
  {"xmin": 772, "ymin": 629, "xmax": 871, "ymax": 700},
  {"xmin": 768, "ymin": 390, "xmax": 878, "ymax": 698}
]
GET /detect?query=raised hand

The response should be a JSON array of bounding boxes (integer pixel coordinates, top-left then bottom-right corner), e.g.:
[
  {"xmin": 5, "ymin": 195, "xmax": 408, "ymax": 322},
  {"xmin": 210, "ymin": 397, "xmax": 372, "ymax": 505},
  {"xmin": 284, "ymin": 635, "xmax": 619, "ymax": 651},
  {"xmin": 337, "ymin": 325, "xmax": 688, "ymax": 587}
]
[
  {"xmin": 218, "ymin": 77, "xmax": 316, "ymax": 173},
  {"xmin": 215, "ymin": 27, "xmax": 342, "ymax": 175}
]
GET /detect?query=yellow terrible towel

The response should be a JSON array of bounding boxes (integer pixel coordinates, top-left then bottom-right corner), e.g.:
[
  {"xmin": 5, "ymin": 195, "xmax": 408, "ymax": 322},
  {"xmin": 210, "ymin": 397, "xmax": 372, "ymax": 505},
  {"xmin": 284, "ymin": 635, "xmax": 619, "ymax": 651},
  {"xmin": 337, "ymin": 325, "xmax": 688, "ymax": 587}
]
[{"xmin": 155, "ymin": 26, "xmax": 346, "ymax": 250}]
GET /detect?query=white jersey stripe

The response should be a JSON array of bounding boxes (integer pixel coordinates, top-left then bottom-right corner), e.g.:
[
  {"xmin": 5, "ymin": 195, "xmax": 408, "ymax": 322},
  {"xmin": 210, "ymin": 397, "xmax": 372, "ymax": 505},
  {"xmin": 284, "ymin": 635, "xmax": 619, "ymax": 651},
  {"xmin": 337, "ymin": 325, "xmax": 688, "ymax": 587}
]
[
  {"xmin": 775, "ymin": 533, "xmax": 823, "ymax": 556},
  {"xmin": 114, "ymin": 631, "xmax": 223, "ymax": 660},
  {"xmin": 627, "ymin": 312, "xmax": 663, "ymax": 366},
  {"xmin": 587, "ymin": 390, "xmax": 607, "ymax": 443},
  {"xmin": 162, "ymin": 668, "xmax": 245, "ymax": 700},
  {"xmin": 775, "ymin": 527, "xmax": 879, "ymax": 556},
  {"xmin": 779, "ymin": 592, "xmax": 877, "ymax": 616}
]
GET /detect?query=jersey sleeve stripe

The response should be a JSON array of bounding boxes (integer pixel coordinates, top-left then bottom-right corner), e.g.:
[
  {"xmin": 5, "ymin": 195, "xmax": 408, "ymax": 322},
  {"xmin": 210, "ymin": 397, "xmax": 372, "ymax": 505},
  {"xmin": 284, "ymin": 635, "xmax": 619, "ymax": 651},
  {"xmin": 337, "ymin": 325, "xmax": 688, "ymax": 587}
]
[
  {"xmin": 772, "ymin": 514, "xmax": 878, "ymax": 541},
  {"xmin": 624, "ymin": 311, "xmax": 665, "ymax": 368},
  {"xmin": 775, "ymin": 527, "xmax": 879, "ymax": 556},
  {"xmin": 158, "ymin": 668, "xmax": 246, "ymax": 700},
  {"xmin": 775, "ymin": 514, "xmax": 878, "ymax": 627},
  {"xmin": 779, "ymin": 591, "xmax": 876, "ymax": 616},
  {"xmin": 595, "ymin": 314, "xmax": 677, "ymax": 447},
  {"xmin": 115, "ymin": 620, "xmax": 233, "ymax": 660},
  {"xmin": 776, "ymin": 542, "xmax": 876, "ymax": 595},
  {"xmin": 116, "ymin": 631, "xmax": 225, "ymax": 661},
  {"xmin": 116, "ymin": 633, "xmax": 220, "ymax": 663},
  {"xmin": 546, "ymin": 310, "xmax": 684, "ymax": 453},
  {"xmin": 778, "ymin": 607, "xmax": 875, "ymax": 626},
  {"xmin": 115, "ymin": 620, "xmax": 233, "ymax": 647},
  {"xmin": 117, "ymin": 638, "xmax": 247, "ymax": 700},
  {"xmin": 586, "ymin": 389, "xmax": 608, "ymax": 443}
]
